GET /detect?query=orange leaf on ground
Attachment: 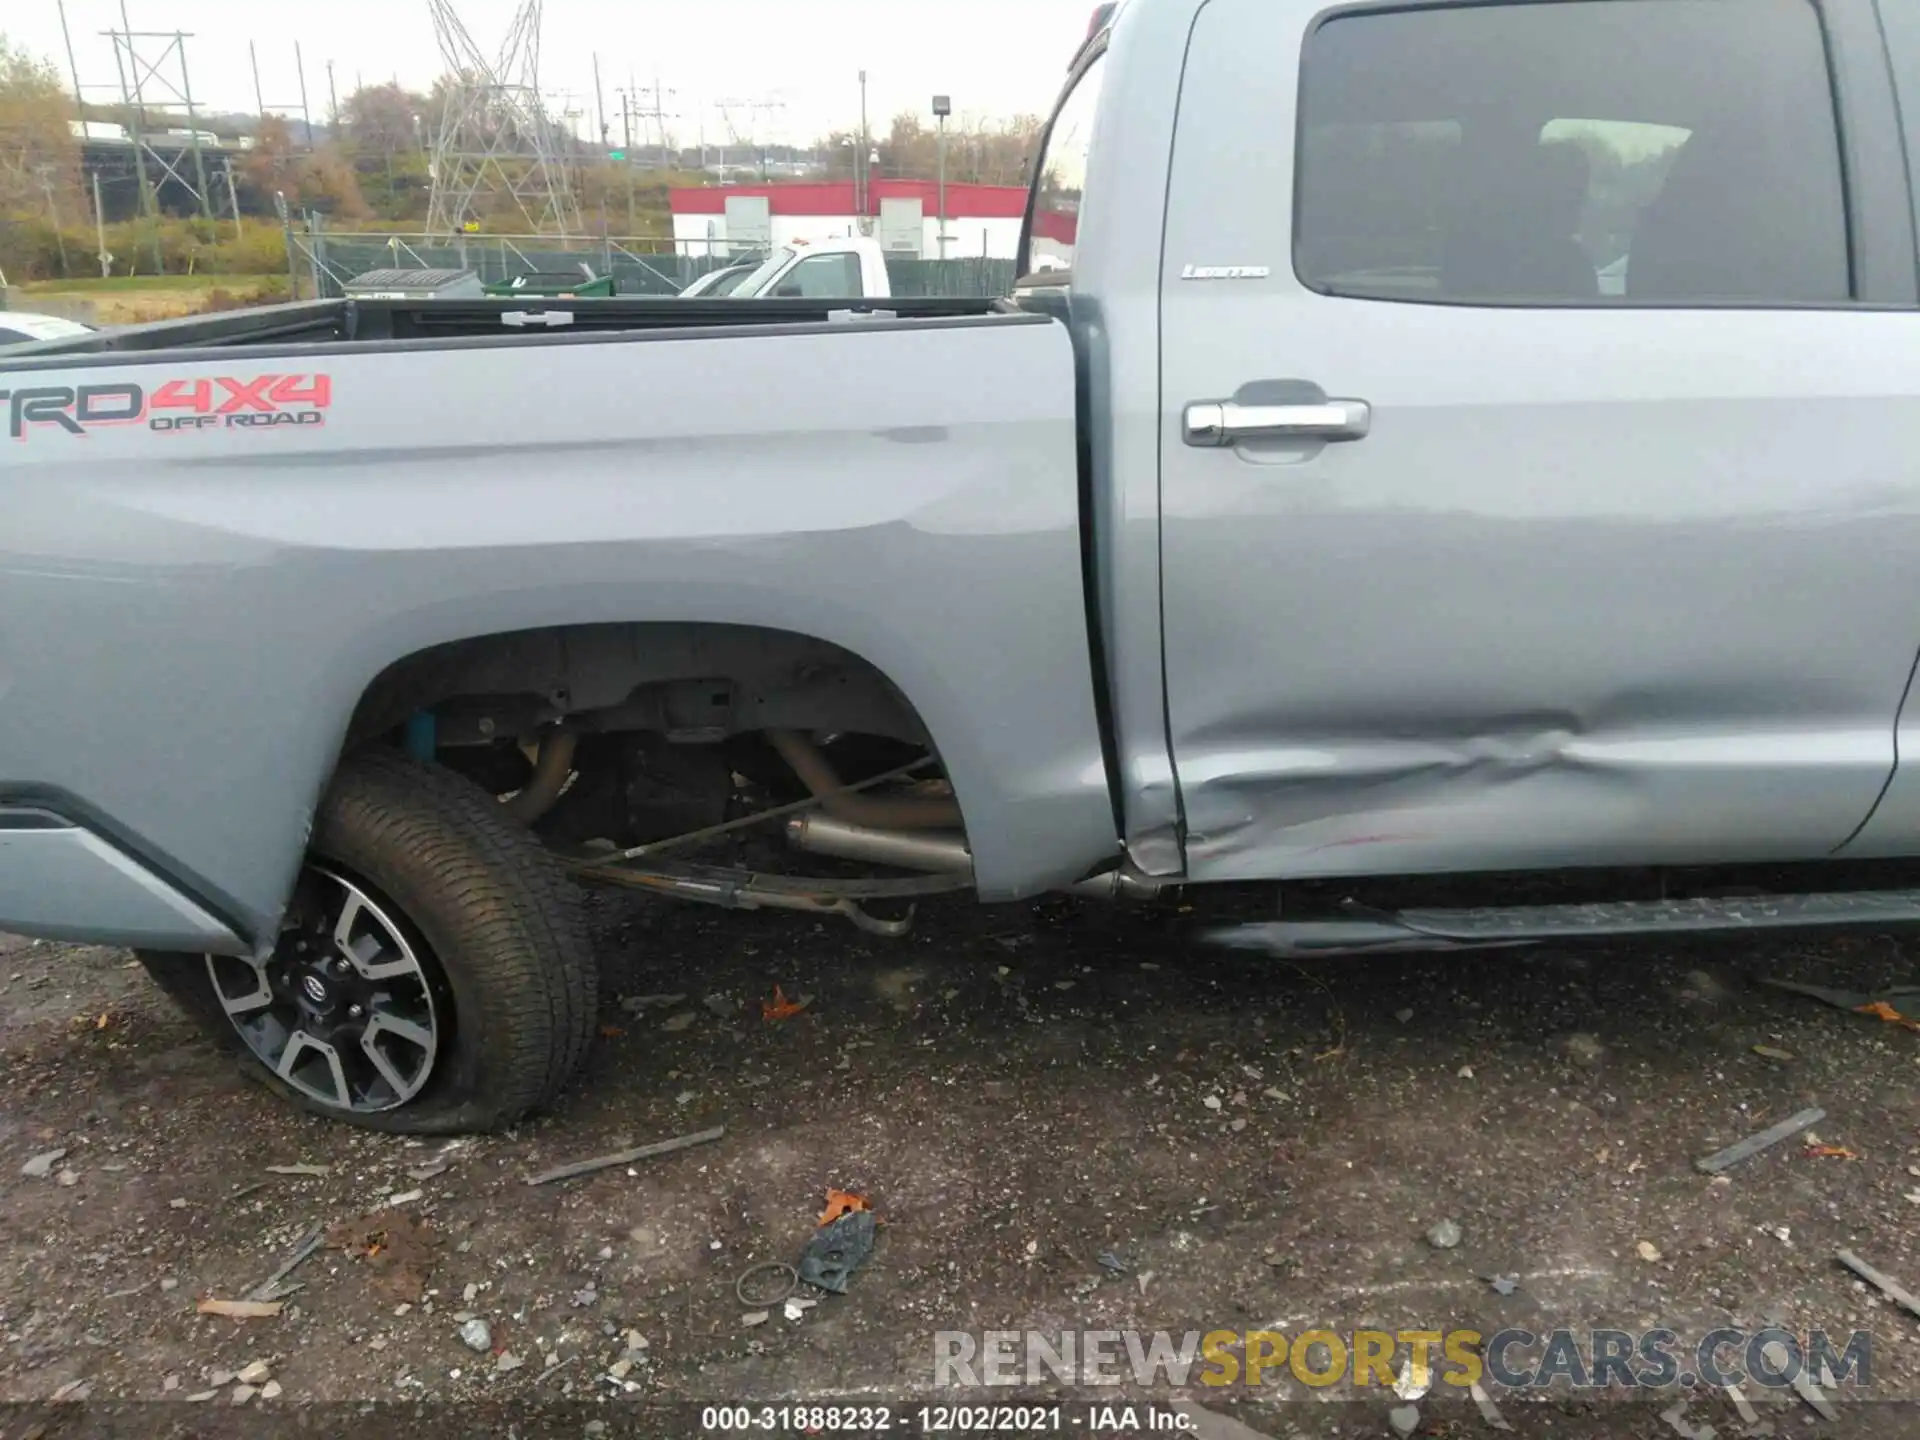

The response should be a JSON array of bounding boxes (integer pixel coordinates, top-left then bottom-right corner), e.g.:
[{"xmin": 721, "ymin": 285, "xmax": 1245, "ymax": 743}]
[
  {"xmin": 1855, "ymin": 1001, "xmax": 1920, "ymax": 1033},
  {"xmin": 599, "ymin": 1025, "xmax": 625, "ymax": 1038},
  {"xmin": 762, "ymin": 984, "xmax": 806, "ymax": 1022},
  {"xmin": 1805, "ymin": 1145, "xmax": 1859, "ymax": 1160},
  {"xmin": 819, "ymin": 1188, "xmax": 871, "ymax": 1225}
]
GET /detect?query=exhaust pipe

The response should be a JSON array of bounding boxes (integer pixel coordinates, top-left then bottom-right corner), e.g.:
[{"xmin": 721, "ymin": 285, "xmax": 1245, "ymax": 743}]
[
  {"xmin": 786, "ymin": 812, "xmax": 971, "ymax": 871},
  {"xmin": 765, "ymin": 728, "xmax": 963, "ymax": 831},
  {"xmin": 786, "ymin": 812, "xmax": 1158, "ymax": 900}
]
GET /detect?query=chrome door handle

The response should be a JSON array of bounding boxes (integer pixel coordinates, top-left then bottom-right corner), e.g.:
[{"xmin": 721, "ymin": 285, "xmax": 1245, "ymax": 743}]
[{"xmin": 1183, "ymin": 398, "xmax": 1371, "ymax": 446}]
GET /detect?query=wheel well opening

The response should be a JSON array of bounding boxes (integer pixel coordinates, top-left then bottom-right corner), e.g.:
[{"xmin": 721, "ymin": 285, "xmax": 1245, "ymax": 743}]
[{"xmin": 341, "ymin": 621, "xmax": 955, "ymax": 846}]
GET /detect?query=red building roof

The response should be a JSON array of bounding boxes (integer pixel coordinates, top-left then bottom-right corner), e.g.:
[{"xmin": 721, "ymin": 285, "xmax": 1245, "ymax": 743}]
[{"xmin": 670, "ymin": 179, "xmax": 1031, "ymax": 219}]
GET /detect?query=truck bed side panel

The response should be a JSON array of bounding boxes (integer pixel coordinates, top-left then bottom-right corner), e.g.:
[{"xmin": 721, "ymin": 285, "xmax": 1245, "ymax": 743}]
[{"xmin": 0, "ymin": 315, "xmax": 1116, "ymax": 946}]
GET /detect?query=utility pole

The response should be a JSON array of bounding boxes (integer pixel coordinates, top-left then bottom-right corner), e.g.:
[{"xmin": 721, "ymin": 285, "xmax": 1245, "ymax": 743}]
[
  {"xmin": 621, "ymin": 89, "xmax": 632, "ymax": 153},
  {"xmin": 857, "ymin": 69, "xmax": 869, "ymax": 215},
  {"xmin": 36, "ymin": 168, "xmax": 71, "ymax": 277},
  {"xmin": 933, "ymin": 95, "xmax": 951, "ymax": 260},
  {"xmin": 327, "ymin": 61, "xmax": 340, "ymax": 132},
  {"xmin": 592, "ymin": 53, "xmax": 608, "ymax": 148},
  {"xmin": 250, "ymin": 40, "xmax": 267, "ymax": 120},
  {"xmin": 295, "ymin": 43, "xmax": 315, "ymax": 149},
  {"xmin": 91, "ymin": 171, "xmax": 111, "ymax": 277},
  {"xmin": 176, "ymin": 33, "xmax": 213, "ymax": 220},
  {"xmin": 223, "ymin": 163, "xmax": 243, "ymax": 240},
  {"xmin": 55, "ymin": 0, "xmax": 85, "ymax": 115}
]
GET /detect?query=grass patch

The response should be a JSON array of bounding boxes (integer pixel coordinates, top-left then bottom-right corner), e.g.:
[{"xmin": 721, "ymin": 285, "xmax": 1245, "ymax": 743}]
[{"xmin": 20, "ymin": 274, "xmax": 242, "ymax": 294}]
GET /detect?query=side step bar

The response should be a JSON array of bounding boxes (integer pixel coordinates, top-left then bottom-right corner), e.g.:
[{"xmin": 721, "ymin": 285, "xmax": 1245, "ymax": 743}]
[{"xmin": 1206, "ymin": 890, "xmax": 1920, "ymax": 957}]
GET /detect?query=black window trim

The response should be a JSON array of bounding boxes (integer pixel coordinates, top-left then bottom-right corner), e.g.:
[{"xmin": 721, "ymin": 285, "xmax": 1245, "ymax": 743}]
[
  {"xmin": 1871, "ymin": 0, "xmax": 1920, "ymax": 295},
  {"xmin": 1016, "ymin": 33, "xmax": 1110, "ymax": 287},
  {"xmin": 1291, "ymin": 0, "xmax": 1919, "ymax": 311}
]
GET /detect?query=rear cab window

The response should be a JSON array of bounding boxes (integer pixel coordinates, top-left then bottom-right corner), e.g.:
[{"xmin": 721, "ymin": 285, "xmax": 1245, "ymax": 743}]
[
  {"xmin": 1020, "ymin": 49, "xmax": 1109, "ymax": 281},
  {"xmin": 1293, "ymin": 0, "xmax": 1852, "ymax": 305}
]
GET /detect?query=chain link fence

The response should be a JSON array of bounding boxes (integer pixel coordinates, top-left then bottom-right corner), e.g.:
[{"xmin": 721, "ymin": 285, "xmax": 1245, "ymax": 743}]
[{"xmin": 290, "ymin": 229, "xmax": 1017, "ymax": 301}]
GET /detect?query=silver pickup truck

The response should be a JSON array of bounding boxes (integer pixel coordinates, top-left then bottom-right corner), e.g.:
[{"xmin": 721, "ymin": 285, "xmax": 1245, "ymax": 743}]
[{"xmin": 7, "ymin": 0, "xmax": 1920, "ymax": 1133}]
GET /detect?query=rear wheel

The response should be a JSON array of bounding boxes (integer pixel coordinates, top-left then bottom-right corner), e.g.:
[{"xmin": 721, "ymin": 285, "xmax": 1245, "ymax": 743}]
[{"xmin": 138, "ymin": 751, "xmax": 598, "ymax": 1134}]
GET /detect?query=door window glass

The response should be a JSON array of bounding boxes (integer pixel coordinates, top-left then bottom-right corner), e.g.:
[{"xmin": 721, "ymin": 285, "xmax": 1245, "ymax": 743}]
[{"xmin": 1295, "ymin": 0, "xmax": 1850, "ymax": 304}]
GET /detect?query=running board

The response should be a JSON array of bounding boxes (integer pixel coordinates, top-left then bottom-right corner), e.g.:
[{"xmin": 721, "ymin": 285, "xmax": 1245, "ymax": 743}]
[{"xmin": 1205, "ymin": 889, "xmax": 1920, "ymax": 957}]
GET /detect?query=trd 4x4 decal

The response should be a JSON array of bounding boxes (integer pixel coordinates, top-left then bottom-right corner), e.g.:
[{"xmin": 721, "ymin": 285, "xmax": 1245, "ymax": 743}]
[{"xmin": 1, "ymin": 374, "xmax": 331, "ymax": 439}]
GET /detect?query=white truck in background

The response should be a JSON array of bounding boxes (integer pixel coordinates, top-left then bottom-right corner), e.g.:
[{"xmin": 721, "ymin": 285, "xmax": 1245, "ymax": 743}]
[{"xmin": 698, "ymin": 235, "xmax": 892, "ymax": 300}]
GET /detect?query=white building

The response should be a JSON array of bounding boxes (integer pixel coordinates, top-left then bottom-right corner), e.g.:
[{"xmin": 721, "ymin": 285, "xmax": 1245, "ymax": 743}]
[{"xmin": 670, "ymin": 179, "xmax": 1031, "ymax": 260}]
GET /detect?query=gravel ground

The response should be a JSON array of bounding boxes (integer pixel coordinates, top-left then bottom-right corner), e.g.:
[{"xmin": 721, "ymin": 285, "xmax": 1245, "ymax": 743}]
[{"xmin": 3, "ymin": 885, "xmax": 1920, "ymax": 1438}]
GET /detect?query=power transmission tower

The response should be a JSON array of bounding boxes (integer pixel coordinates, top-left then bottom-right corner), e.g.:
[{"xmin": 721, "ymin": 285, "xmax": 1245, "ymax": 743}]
[
  {"xmin": 712, "ymin": 97, "xmax": 786, "ymax": 179},
  {"xmin": 103, "ymin": 20, "xmax": 215, "ymax": 219},
  {"xmin": 633, "ymin": 76, "xmax": 678, "ymax": 167},
  {"xmin": 425, "ymin": 0, "xmax": 582, "ymax": 238}
]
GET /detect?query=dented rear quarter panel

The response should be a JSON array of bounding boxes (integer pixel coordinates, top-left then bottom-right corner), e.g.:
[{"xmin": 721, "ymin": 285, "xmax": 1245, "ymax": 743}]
[{"xmin": 0, "ymin": 316, "xmax": 1118, "ymax": 947}]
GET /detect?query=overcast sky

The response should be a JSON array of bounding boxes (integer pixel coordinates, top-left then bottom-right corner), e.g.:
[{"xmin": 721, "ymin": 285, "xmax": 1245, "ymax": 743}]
[{"xmin": 11, "ymin": 0, "xmax": 1097, "ymax": 147}]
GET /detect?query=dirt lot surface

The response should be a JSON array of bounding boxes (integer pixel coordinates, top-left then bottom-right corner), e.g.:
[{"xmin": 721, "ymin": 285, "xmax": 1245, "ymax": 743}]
[{"xmin": 3, "ymin": 886, "xmax": 1920, "ymax": 1438}]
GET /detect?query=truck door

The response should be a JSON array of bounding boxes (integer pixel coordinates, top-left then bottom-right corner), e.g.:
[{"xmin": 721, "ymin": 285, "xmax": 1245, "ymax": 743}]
[{"xmin": 1156, "ymin": 0, "xmax": 1920, "ymax": 881}]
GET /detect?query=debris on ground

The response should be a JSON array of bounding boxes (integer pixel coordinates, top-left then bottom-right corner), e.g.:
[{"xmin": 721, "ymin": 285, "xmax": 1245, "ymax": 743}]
[
  {"xmin": 326, "ymin": 1210, "xmax": 438, "ymax": 1303},
  {"xmin": 783, "ymin": 1296, "xmax": 818, "ymax": 1322},
  {"xmin": 742, "ymin": 1311, "xmax": 770, "ymax": 1327},
  {"xmin": 619, "ymin": 992, "xmax": 687, "ymax": 1012},
  {"xmin": 1486, "ymin": 1275, "xmax": 1519, "ymax": 1296},
  {"xmin": 1836, "ymin": 1248, "xmax": 1920, "ymax": 1321},
  {"xmin": 659, "ymin": 1012, "xmax": 698, "ymax": 1033},
  {"xmin": 762, "ymin": 984, "xmax": 808, "ymax": 1021},
  {"xmin": 383, "ymin": 1188, "xmax": 426, "ymax": 1207},
  {"xmin": 1637, "ymin": 1241, "xmax": 1664, "ymax": 1263},
  {"xmin": 1658, "ymin": 1399, "xmax": 1718, "ymax": 1440},
  {"xmin": 524, "ymin": 1125, "xmax": 726, "ymax": 1186},
  {"xmin": 1761, "ymin": 977, "xmax": 1920, "ymax": 1032},
  {"xmin": 458, "ymin": 1318, "xmax": 493, "ymax": 1353},
  {"xmin": 1469, "ymin": 1380, "xmax": 1514, "ymax": 1431},
  {"xmin": 247, "ymin": 1223, "xmax": 325, "ymax": 1302},
  {"xmin": 735, "ymin": 1261, "xmax": 799, "ymax": 1309},
  {"xmin": 1724, "ymin": 1385, "xmax": 1761, "ymax": 1426},
  {"xmin": 262, "ymin": 1380, "xmax": 283, "ymax": 1399},
  {"xmin": 1425, "ymin": 1219, "xmax": 1462, "ymax": 1250},
  {"xmin": 195, "ymin": 1298, "xmax": 284, "ymax": 1319},
  {"xmin": 1387, "ymin": 1402, "xmax": 1420, "ymax": 1437},
  {"xmin": 1693, "ymin": 1107, "xmax": 1825, "ymax": 1174},
  {"xmin": 704, "ymin": 994, "xmax": 742, "ymax": 1019},
  {"xmin": 818, "ymin": 1188, "xmax": 871, "ymax": 1225},
  {"xmin": 1762, "ymin": 1340, "xmax": 1838, "ymax": 1421},
  {"xmin": 264, "ymin": 1163, "xmax": 331, "ymax": 1178},
  {"xmin": 1392, "ymin": 1355, "xmax": 1430, "ymax": 1403},
  {"xmin": 1751, "ymin": 1045, "xmax": 1796, "ymax": 1062},
  {"xmin": 20, "ymin": 1148, "xmax": 67, "ymax": 1179},
  {"xmin": 235, "ymin": 1360, "xmax": 272, "ymax": 1385},
  {"xmin": 1097, "ymin": 1250, "xmax": 1131, "ymax": 1274},
  {"xmin": 799, "ymin": 1208, "xmax": 878, "ymax": 1294},
  {"xmin": 1803, "ymin": 1144, "xmax": 1858, "ymax": 1160},
  {"xmin": 1563, "ymin": 1032, "xmax": 1606, "ymax": 1067},
  {"xmin": 1858, "ymin": 999, "xmax": 1920, "ymax": 1033}
]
